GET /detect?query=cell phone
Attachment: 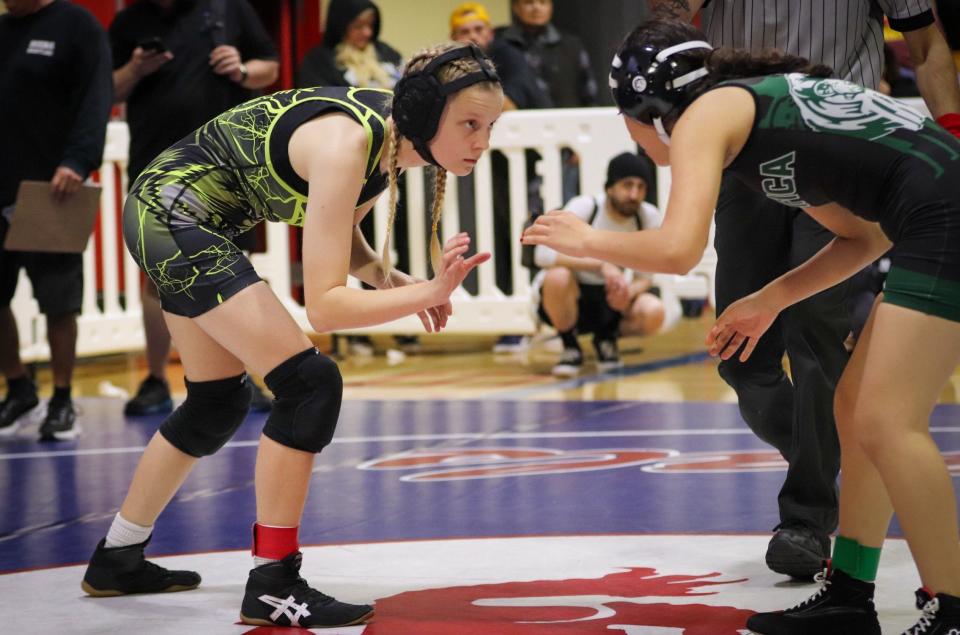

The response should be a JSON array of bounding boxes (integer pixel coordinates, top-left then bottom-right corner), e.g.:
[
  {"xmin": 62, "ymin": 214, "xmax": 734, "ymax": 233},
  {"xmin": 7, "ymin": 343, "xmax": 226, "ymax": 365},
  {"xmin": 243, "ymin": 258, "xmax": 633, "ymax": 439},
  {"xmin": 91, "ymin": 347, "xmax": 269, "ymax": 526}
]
[{"xmin": 137, "ymin": 36, "xmax": 167, "ymax": 54}]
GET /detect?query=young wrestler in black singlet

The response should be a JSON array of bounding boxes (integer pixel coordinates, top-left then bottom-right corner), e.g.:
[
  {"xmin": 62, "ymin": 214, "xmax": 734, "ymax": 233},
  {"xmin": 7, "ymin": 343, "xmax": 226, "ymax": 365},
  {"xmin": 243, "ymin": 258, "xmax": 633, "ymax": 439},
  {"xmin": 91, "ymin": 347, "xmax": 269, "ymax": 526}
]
[
  {"xmin": 82, "ymin": 42, "xmax": 502, "ymax": 629},
  {"xmin": 522, "ymin": 19, "xmax": 960, "ymax": 635}
]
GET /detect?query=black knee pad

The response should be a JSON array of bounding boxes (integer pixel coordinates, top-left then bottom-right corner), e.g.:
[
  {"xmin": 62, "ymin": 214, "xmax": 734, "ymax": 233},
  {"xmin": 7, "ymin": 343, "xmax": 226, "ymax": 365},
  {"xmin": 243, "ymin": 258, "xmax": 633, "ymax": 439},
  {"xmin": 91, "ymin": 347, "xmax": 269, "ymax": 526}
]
[
  {"xmin": 262, "ymin": 348, "xmax": 342, "ymax": 453},
  {"xmin": 159, "ymin": 373, "xmax": 252, "ymax": 458}
]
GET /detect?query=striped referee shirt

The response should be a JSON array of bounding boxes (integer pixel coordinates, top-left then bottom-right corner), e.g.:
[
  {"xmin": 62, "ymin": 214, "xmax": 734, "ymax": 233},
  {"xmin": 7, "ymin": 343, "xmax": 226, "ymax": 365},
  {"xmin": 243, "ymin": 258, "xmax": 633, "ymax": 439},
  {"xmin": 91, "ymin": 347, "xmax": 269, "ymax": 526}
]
[{"xmin": 700, "ymin": 0, "xmax": 935, "ymax": 90}]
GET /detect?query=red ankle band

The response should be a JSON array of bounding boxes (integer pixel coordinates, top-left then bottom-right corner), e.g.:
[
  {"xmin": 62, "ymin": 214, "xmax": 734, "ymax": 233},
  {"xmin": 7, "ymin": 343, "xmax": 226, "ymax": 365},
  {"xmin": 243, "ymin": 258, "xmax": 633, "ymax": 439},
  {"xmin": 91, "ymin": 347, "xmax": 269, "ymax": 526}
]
[{"xmin": 252, "ymin": 523, "xmax": 299, "ymax": 560}]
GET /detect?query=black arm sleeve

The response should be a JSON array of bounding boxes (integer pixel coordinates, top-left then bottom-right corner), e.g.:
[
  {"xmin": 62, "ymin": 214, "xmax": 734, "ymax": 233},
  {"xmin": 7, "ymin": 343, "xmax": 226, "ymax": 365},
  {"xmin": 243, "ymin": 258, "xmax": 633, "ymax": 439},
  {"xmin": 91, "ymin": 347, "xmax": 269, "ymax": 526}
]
[
  {"xmin": 108, "ymin": 11, "xmax": 135, "ymax": 70},
  {"xmin": 61, "ymin": 16, "xmax": 113, "ymax": 178},
  {"xmin": 887, "ymin": 10, "xmax": 935, "ymax": 33},
  {"xmin": 235, "ymin": 0, "xmax": 278, "ymax": 60}
]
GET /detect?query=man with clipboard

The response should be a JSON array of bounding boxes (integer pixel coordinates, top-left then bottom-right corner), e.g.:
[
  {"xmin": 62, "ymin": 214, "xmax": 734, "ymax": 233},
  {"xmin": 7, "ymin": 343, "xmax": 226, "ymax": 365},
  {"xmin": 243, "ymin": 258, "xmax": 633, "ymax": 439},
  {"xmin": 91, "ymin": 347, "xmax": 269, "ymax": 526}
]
[{"xmin": 0, "ymin": 0, "xmax": 112, "ymax": 441}]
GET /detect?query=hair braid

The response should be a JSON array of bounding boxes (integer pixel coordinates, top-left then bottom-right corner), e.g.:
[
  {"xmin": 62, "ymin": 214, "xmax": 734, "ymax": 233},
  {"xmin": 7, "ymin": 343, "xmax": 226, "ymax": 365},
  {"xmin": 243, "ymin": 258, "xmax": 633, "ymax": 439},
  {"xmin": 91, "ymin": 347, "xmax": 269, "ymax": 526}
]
[
  {"xmin": 383, "ymin": 40, "xmax": 498, "ymax": 283},
  {"xmin": 429, "ymin": 166, "xmax": 447, "ymax": 275},
  {"xmin": 381, "ymin": 121, "xmax": 403, "ymax": 285}
]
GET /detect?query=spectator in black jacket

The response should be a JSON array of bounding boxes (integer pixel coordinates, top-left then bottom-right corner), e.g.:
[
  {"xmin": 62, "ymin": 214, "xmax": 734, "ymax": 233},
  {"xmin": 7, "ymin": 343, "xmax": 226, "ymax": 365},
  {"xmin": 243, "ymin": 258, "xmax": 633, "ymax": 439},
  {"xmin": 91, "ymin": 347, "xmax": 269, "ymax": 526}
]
[
  {"xmin": 498, "ymin": 0, "xmax": 596, "ymax": 204},
  {"xmin": 0, "ymin": 0, "xmax": 112, "ymax": 441},
  {"xmin": 298, "ymin": 0, "xmax": 402, "ymax": 89},
  {"xmin": 450, "ymin": 2, "xmax": 551, "ymax": 111},
  {"xmin": 495, "ymin": 0, "xmax": 597, "ymax": 108}
]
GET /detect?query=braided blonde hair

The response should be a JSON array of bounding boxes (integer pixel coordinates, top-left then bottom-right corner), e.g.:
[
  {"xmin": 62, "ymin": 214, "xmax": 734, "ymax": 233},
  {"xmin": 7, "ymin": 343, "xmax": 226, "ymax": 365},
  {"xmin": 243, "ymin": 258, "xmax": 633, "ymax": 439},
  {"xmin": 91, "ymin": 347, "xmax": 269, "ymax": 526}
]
[{"xmin": 381, "ymin": 42, "xmax": 499, "ymax": 284}]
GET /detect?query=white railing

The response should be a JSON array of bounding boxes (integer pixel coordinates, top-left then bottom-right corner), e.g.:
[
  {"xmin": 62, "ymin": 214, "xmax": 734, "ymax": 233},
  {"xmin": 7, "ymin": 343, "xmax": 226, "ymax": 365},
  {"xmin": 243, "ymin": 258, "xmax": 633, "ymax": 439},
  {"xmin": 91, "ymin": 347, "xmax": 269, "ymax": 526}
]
[{"xmin": 13, "ymin": 108, "xmax": 719, "ymax": 361}]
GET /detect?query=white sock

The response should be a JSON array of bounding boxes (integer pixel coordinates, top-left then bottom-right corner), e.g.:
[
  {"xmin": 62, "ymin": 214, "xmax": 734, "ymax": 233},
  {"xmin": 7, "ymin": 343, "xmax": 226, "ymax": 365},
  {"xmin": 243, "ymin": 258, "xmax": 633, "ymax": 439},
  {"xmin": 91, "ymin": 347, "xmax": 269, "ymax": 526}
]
[
  {"xmin": 253, "ymin": 555, "xmax": 279, "ymax": 568},
  {"xmin": 104, "ymin": 513, "xmax": 153, "ymax": 548}
]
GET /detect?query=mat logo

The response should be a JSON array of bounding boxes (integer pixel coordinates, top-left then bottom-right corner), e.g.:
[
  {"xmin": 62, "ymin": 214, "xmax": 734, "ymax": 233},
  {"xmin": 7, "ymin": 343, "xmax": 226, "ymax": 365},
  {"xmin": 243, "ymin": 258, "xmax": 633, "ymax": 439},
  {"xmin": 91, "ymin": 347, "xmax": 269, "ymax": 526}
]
[
  {"xmin": 359, "ymin": 448, "xmax": 677, "ymax": 481},
  {"xmin": 942, "ymin": 452, "xmax": 960, "ymax": 476},
  {"xmin": 364, "ymin": 566, "xmax": 754, "ymax": 634},
  {"xmin": 359, "ymin": 448, "xmax": 789, "ymax": 481}
]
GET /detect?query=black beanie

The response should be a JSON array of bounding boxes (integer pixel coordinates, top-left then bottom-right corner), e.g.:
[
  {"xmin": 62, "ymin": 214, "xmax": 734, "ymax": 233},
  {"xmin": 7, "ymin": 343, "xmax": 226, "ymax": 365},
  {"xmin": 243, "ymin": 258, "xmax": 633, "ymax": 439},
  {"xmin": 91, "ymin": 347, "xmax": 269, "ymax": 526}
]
[{"xmin": 605, "ymin": 152, "xmax": 652, "ymax": 188}]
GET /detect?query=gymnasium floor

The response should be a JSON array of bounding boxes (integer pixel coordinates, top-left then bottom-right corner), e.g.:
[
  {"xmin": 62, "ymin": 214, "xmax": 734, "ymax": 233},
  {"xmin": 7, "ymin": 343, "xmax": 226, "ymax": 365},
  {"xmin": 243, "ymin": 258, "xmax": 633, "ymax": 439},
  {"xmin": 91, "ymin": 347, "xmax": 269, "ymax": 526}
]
[{"xmin": 2, "ymin": 316, "xmax": 960, "ymax": 634}]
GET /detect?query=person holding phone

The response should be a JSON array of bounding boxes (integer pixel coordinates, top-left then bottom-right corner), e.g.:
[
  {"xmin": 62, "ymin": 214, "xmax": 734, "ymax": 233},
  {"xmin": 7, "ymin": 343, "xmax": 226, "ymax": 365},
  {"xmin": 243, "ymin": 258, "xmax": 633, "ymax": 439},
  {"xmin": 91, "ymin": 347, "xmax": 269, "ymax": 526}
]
[
  {"xmin": 136, "ymin": 36, "xmax": 166, "ymax": 53},
  {"xmin": 109, "ymin": 0, "xmax": 280, "ymax": 417}
]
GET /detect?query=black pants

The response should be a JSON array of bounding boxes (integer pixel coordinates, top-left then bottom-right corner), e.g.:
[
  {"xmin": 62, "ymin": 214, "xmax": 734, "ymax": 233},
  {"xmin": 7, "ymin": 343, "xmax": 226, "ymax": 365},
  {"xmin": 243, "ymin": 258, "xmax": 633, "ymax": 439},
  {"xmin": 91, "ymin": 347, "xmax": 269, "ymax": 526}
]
[{"xmin": 715, "ymin": 175, "xmax": 854, "ymax": 536}]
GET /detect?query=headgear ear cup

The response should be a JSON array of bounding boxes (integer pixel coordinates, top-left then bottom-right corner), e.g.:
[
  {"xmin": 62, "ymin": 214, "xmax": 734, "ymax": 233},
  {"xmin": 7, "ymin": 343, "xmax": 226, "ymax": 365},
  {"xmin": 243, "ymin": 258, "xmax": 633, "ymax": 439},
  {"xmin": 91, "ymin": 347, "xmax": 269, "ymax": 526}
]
[
  {"xmin": 609, "ymin": 38, "xmax": 713, "ymax": 142},
  {"xmin": 392, "ymin": 43, "xmax": 500, "ymax": 166},
  {"xmin": 392, "ymin": 73, "xmax": 445, "ymax": 141}
]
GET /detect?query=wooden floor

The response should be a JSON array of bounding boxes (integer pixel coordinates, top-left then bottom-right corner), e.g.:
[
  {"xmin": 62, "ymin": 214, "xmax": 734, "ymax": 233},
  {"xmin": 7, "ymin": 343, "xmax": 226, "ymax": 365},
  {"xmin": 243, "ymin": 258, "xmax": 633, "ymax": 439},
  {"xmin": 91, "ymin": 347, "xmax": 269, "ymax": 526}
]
[{"xmin": 10, "ymin": 312, "xmax": 960, "ymax": 405}]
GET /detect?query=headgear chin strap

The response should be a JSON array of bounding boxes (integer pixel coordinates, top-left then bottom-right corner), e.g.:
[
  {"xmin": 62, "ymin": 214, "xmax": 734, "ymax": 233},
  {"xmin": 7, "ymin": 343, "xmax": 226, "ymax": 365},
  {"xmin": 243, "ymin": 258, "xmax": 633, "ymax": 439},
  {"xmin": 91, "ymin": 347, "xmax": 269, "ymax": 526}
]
[{"xmin": 392, "ymin": 44, "xmax": 500, "ymax": 166}]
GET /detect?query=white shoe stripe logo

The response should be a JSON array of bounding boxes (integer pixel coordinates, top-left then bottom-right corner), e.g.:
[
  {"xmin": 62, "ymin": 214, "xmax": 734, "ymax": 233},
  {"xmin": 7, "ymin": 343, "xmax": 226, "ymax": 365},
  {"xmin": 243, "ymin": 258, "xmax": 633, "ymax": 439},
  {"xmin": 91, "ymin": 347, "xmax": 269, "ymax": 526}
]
[{"xmin": 258, "ymin": 593, "xmax": 312, "ymax": 626}]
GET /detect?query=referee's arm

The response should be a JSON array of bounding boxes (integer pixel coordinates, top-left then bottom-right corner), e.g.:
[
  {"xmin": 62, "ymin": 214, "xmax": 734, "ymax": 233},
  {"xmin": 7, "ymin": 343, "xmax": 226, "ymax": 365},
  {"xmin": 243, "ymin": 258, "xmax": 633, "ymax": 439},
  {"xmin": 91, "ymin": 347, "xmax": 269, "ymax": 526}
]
[
  {"xmin": 647, "ymin": 0, "xmax": 707, "ymax": 21},
  {"xmin": 900, "ymin": 23, "xmax": 960, "ymax": 121}
]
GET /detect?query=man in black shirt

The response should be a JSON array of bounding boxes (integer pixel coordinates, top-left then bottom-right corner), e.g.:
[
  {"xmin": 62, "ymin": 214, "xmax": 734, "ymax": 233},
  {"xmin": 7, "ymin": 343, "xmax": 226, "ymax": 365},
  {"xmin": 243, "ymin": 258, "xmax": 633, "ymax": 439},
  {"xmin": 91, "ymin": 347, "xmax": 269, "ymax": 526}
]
[
  {"xmin": 495, "ymin": 0, "xmax": 596, "ymax": 109},
  {"xmin": 110, "ymin": 0, "xmax": 278, "ymax": 416},
  {"xmin": 0, "ymin": 0, "xmax": 112, "ymax": 441}
]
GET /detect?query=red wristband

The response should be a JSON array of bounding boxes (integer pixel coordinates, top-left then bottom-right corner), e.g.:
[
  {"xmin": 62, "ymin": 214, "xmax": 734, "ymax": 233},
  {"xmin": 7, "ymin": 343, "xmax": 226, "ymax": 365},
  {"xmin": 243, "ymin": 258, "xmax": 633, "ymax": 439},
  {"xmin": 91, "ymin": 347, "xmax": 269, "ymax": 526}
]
[{"xmin": 936, "ymin": 113, "xmax": 960, "ymax": 139}]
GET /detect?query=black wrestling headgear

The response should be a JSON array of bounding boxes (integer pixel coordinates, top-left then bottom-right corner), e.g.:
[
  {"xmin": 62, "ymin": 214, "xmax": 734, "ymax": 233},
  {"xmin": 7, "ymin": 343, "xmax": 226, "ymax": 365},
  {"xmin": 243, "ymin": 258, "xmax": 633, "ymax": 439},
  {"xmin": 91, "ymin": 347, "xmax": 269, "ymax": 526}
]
[
  {"xmin": 609, "ymin": 38, "xmax": 712, "ymax": 142},
  {"xmin": 392, "ymin": 43, "xmax": 500, "ymax": 166}
]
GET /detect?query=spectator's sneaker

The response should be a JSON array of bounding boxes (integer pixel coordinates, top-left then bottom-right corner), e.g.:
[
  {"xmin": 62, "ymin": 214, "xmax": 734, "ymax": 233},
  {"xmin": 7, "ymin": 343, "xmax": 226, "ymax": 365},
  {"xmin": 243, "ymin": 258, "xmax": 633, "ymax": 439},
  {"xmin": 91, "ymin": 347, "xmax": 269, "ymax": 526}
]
[
  {"xmin": 248, "ymin": 377, "xmax": 273, "ymax": 413},
  {"xmin": 81, "ymin": 536, "xmax": 201, "ymax": 597},
  {"xmin": 240, "ymin": 551, "xmax": 374, "ymax": 628},
  {"xmin": 552, "ymin": 346, "xmax": 584, "ymax": 378},
  {"xmin": 0, "ymin": 389, "xmax": 39, "ymax": 437},
  {"xmin": 39, "ymin": 399, "xmax": 79, "ymax": 441},
  {"xmin": 493, "ymin": 335, "xmax": 530, "ymax": 354},
  {"xmin": 124, "ymin": 376, "xmax": 173, "ymax": 416},
  {"xmin": 394, "ymin": 335, "xmax": 422, "ymax": 354},
  {"xmin": 593, "ymin": 337, "xmax": 623, "ymax": 373},
  {"xmin": 746, "ymin": 567, "xmax": 881, "ymax": 635},
  {"xmin": 902, "ymin": 588, "xmax": 960, "ymax": 634},
  {"xmin": 347, "ymin": 335, "xmax": 375, "ymax": 357},
  {"xmin": 765, "ymin": 522, "xmax": 831, "ymax": 579}
]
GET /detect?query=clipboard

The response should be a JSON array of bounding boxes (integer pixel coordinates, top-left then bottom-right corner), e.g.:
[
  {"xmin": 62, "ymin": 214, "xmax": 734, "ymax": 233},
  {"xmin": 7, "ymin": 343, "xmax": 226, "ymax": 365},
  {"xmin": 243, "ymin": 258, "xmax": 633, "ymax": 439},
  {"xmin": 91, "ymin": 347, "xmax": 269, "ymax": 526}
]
[{"xmin": 3, "ymin": 180, "xmax": 102, "ymax": 253}]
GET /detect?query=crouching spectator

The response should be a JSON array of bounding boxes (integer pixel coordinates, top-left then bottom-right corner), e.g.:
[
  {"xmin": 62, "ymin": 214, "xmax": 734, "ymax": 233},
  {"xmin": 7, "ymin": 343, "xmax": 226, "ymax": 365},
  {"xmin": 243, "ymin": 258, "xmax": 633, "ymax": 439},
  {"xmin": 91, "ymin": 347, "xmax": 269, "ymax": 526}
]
[{"xmin": 533, "ymin": 152, "xmax": 677, "ymax": 376}]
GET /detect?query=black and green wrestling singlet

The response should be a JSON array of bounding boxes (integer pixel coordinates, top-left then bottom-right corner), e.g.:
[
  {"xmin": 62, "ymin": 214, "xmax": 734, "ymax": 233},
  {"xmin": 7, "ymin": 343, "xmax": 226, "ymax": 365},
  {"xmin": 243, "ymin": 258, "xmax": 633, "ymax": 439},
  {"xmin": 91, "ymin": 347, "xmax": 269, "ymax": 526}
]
[
  {"xmin": 720, "ymin": 74, "xmax": 960, "ymax": 322},
  {"xmin": 121, "ymin": 86, "xmax": 393, "ymax": 317}
]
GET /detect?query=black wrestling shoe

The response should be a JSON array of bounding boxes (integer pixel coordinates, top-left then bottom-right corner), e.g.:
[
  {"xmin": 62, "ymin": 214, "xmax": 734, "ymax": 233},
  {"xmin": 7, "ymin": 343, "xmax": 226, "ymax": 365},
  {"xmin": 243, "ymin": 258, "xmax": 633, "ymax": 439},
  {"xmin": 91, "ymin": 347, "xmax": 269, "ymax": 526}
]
[
  {"xmin": 746, "ymin": 567, "xmax": 880, "ymax": 635},
  {"xmin": 38, "ymin": 399, "xmax": 79, "ymax": 441},
  {"xmin": 81, "ymin": 536, "xmax": 201, "ymax": 597},
  {"xmin": 902, "ymin": 587, "xmax": 960, "ymax": 634},
  {"xmin": 765, "ymin": 522, "xmax": 831, "ymax": 579},
  {"xmin": 240, "ymin": 551, "xmax": 374, "ymax": 628},
  {"xmin": 124, "ymin": 376, "xmax": 173, "ymax": 416}
]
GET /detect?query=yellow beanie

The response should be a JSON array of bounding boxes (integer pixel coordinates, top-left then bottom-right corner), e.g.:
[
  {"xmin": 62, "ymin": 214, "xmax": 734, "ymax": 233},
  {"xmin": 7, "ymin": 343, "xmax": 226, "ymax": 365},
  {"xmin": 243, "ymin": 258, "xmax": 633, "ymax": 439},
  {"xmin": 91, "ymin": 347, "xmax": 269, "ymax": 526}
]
[{"xmin": 450, "ymin": 3, "xmax": 491, "ymax": 33}]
